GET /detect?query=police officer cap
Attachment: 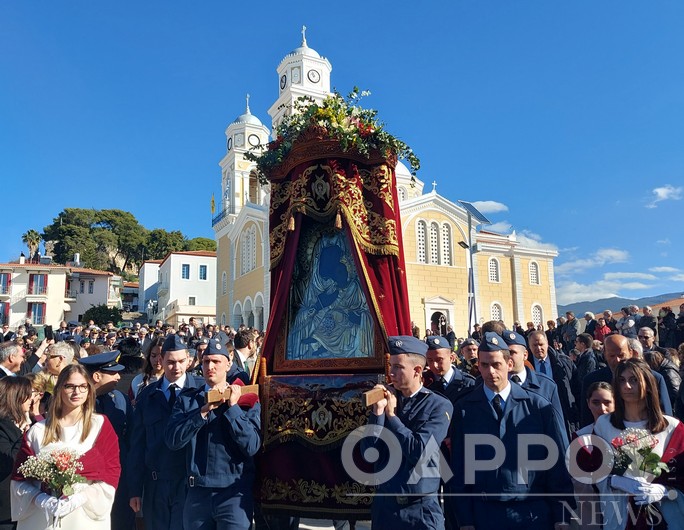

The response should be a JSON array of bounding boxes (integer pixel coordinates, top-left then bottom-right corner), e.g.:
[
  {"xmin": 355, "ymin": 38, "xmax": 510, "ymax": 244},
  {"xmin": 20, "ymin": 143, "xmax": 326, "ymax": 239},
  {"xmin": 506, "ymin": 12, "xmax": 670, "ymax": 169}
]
[
  {"xmin": 502, "ymin": 330, "xmax": 527, "ymax": 348},
  {"xmin": 388, "ymin": 335, "xmax": 428, "ymax": 357},
  {"xmin": 204, "ymin": 338, "xmax": 230, "ymax": 358},
  {"xmin": 162, "ymin": 334, "xmax": 187, "ymax": 353},
  {"xmin": 78, "ymin": 350, "xmax": 125, "ymax": 372},
  {"xmin": 461, "ymin": 338, "xmax": 479, "ymax": 348},
  {"xmin": 478, "ymin": 332, "xmax": 509, "ymax": 352},
  {"xmin": 426, "ymin": 336, "xmax": 450, "ymax": 351}
]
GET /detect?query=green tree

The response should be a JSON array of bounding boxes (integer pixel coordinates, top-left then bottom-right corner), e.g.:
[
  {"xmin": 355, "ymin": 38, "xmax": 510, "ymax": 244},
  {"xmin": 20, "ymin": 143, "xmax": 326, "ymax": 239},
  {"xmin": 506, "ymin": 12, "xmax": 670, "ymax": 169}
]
[
  {"xmin": 145, "ymin": 229, "xmax": 186, "ymax": 260},
  {"xmin": 21, "ymin": 230, "xmax": 42, "ymax": 258},
  {"xmin": 186, "ymin": 237, "xmax": 216, "ymax": 252},
  {"xmin": 82, "ymin": 304, "xmax": 123, "ymax": 328}
]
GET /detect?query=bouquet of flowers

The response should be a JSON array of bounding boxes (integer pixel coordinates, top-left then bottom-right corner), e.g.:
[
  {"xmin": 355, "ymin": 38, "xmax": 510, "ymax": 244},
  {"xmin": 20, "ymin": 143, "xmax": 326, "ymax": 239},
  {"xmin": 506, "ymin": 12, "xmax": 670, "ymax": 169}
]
[
  {"xmin": 17, "ymin": 447, "xmax": 86, "ymax": 497},
  {"xmin": 611, "ymin": 427, "xmax": 669, "ymax": 479},
  {"xmin": 245, "ymin": 88, "xmax": 420, "ymax": 184}
]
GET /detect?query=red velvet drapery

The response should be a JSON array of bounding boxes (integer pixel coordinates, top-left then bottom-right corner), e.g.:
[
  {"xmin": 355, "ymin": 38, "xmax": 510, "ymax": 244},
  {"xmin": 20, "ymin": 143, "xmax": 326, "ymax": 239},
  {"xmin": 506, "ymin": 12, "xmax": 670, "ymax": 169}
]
[{"xmin": 261, "ymin": 154, "xmax": 411, "ymax": 371}]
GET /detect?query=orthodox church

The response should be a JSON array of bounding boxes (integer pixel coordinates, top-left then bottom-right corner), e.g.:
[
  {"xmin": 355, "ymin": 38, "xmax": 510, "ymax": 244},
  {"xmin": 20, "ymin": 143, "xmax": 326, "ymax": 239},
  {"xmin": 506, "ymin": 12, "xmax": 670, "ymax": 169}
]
[{"xmin": 212, "ymin": 33, "xmax": 558, "ymax": 338}]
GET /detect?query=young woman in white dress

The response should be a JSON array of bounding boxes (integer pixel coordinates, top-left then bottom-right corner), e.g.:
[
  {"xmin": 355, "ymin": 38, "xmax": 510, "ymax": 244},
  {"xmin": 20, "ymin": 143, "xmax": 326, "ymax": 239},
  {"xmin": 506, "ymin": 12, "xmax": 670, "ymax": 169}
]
[{"xmin": 11, "ymin": 364, "xmax": 120, "ymax": 530}]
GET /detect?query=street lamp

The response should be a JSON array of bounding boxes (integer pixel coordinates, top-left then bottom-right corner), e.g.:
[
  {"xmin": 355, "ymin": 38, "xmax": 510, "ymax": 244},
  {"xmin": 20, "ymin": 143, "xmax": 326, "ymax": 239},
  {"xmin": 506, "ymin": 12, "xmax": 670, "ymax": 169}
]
[{"xmin": 457, "ymin": 201, "xmax": 491, "ymax": 336}]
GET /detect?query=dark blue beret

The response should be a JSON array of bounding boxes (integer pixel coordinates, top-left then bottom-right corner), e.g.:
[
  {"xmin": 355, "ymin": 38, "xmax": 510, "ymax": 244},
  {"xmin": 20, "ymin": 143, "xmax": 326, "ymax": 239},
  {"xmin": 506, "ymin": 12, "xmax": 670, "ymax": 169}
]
[
  {"xmin": 162, "ymin": 334, "xmax": 187, "ymax": 353},
  {"xmin": 78, "ymin": 350, "xmax": 124, "ymax": 372},
  {"xmin": 388, "ymin": 335, "xmax": 428, "ymax": 357},
  {"xmin": 502, "ymin": 330, "xmax": 527, "ymax": 347},
  {"xmin": 478, "ymin": 332, "xmax": 509, "ymax": 353},
  {"xmin": 205, "ymin": 338, "xmax": 230, "ymax": 358},
  {"xmin": 426, "ymin": 336, "xmax": 450, "ymax": 351}
]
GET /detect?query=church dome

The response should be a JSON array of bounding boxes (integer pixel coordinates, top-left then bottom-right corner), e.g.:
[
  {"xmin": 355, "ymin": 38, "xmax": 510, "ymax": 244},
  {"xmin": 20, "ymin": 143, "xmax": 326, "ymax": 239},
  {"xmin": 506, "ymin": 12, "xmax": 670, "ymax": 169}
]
[
  {"xmin": 395, "ymin": 160, "xmax": 412, "ymax": 181},
  {"xmin": 233, "ymin": 112, "xmax": 262, "ymax": 126},
  {"xmin": 286, "ymin": 45, "xmax": 321, "ymax": 59},
  {"xmin": 232, "ymin": 95, "xmax": 262, "ymax": 126}
]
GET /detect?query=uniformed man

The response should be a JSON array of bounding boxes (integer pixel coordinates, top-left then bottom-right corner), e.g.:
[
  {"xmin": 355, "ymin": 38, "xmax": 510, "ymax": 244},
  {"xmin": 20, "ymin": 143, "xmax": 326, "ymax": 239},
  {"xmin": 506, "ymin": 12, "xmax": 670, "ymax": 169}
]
[
  {"xmin": 79, "ymin": 350, "xmax": 135, "ymax": 530},
  {"xmin": 165, "ymin": 338, "xmax": 261, "ymax": 530},
  {"xmin": 425, "ymin": 335, "xmax": 475, "ymax": 530},
  {"xmin": 449, "ymin": 332, "xmax": 573, "ymax": 530},
  {"xmin": 501, "ymin": 329, "xmax": 568, "ymax": 444},
  {"xmin": 364, "ymin": 335, "xmax": 453, "ymax": 530},
  {"xmin": 128, "ymin": 334, "xmax": 203, "ymax": 530}
]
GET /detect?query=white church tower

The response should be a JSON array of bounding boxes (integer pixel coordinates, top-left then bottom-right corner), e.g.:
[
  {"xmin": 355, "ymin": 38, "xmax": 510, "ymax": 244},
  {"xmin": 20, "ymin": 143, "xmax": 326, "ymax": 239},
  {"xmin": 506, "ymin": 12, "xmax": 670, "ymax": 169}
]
[{"xmin": 267, "ymin": 26, "xmax": 332, "ymax": 130}]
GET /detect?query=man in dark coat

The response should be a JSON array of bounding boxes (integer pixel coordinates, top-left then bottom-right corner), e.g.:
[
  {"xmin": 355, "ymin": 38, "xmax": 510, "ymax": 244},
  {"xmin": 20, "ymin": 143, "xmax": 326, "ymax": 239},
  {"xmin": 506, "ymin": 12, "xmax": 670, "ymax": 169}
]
[
  {"xmin": 527, "ymin": 330, "xmax": 578, "ymax": 436},
  {"xmin": 449, "ymin": 332, "xmax": 574, "ymax": 530}
]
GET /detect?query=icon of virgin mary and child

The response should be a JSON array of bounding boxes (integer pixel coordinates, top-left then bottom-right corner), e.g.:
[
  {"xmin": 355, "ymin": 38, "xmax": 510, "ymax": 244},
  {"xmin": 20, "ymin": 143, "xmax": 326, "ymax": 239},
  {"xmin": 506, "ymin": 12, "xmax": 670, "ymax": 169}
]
[{"xmin": 286, "ymin": 231, "xmax": 374, "ymax": 360}]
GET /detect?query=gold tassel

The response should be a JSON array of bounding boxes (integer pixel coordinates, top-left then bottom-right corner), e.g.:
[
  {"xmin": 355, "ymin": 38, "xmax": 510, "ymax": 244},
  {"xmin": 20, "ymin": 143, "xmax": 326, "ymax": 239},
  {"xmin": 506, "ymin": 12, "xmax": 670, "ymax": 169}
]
[
  {"xmin": 335, "ymin": 210, "xmax": 342, "ymax": 229},
  {"xmin": 288, "ymin": 215, "xmax": 295, "ymax": 231}
]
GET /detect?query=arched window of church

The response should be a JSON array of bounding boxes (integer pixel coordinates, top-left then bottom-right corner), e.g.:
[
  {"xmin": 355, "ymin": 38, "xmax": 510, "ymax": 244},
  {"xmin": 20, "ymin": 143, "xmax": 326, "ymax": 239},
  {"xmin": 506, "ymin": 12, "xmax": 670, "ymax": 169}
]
[
  {"xmin": 441, "ymin": 223, "xmax": 452, "ymax": 266},
  {"xmin": 221, "ymin": 313, "xmax": 226, "ymax": 326},
  {"xmin": 532, "ymin": 305, "xmax": 543, "ymax": 327},
  {"xmin": 488, "ymin": 257, "xmax": 500, "ymax": 283},
  {"xmin": 248, "ymin": 170, "xmax": 259, "ymax": 205},
  {"xmin": 529, "ymin": 261, "xmax": 540, "ymax": 285},
  {"xmin": 417, "ymin": 220, "xmax": 427, "ymax": 263},
  {"xmin": 398, "ymin": 187, "xmax": 407, "ymax": 202},
  {"xmin": 222, "ymin": 271, "xmax": 227, "ymax": 295},
  {"xmin": 429, "ymin": 222, "xmax": 440, "ymax": 265},
  {"xmin": 491, "ymin": 303, "xmax": 503, "ymax": 322},
  {"xmin": 250, "ymin": 226, "xmax": 257, "ymax": 271},
  {"xmin": 240, "ymin": 234, "xmax": 246, "ymax": 276}
]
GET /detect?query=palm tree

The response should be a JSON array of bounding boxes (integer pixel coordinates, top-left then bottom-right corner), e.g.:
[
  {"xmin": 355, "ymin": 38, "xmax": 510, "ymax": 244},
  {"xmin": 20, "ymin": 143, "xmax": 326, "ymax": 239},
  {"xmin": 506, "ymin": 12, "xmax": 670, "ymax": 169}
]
[{"xmin": 21, "ymin": 230, "xmax": 42, "ymax": 260}]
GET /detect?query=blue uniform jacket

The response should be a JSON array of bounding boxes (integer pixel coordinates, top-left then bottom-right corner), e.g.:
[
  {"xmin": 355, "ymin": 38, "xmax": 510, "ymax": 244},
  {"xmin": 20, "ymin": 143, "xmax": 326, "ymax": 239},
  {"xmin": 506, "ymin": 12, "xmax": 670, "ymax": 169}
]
[
  {"xmin": 96, "ymin": 389, "xmax": 132, "ymax": 460},
  {"xmin": 165, "ymin": 386, "xmax": 261, "ymax": 489},
  {"xmin": 427, "ymin": 366, "xmax": 476, "ymax": 405},
  {"xmin": 127, "ymin": 373, "xmax": 204, "ymax": 497},
  {"xmin": 364, "ymin": 387, "xmax": 453, "ymax": 496},
  {"xmin": 450, "ymin": 382, "xmax": 573, "ymax": 526},
  {"xmin": 519, "ymin": 366, "xmax": 569, "ymax": 445}
]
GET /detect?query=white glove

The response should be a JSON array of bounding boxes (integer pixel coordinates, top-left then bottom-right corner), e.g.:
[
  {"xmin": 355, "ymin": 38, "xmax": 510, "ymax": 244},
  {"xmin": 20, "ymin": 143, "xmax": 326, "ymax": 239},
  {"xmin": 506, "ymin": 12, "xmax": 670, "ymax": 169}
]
[
  {"xmin": 610, "ymin": 475, "xmax": 647, "ymax": 494},
  {"xmin": 635, "ymin": 483, "xmax": 667, "ymax": 505},
  {"xmin": 34, "ymin": 493, "xmax": 59, "ymax": 515},
  {"xmin": 54, "ymin": 492, "xmax": 87, "ymax": 518}
]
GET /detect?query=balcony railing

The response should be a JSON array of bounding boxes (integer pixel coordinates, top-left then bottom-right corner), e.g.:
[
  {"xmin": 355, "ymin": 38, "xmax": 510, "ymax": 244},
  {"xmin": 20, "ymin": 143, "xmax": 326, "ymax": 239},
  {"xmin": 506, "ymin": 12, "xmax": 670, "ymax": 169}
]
[
  {"xmin": 64, "ymin": 290, "xmax": 78, "ymax": 299},
  {"xmin": 27, "ymin": 286, "xmax": 48, "ymax": 296},
  {"xmin": 0, "ymin": 285, "xmax": 10, "ymax": 295},
  {"xmin": 212, "ymin": 209, "xmax": 229, "ymax": 227}
]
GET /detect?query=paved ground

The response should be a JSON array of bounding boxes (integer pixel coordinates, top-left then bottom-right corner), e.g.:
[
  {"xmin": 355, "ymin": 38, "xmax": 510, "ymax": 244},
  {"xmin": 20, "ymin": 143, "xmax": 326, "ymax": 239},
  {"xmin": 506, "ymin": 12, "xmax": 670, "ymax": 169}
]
[{"xmin": 298, "ymin": 520, "xmax": 371, "ymax": 530}]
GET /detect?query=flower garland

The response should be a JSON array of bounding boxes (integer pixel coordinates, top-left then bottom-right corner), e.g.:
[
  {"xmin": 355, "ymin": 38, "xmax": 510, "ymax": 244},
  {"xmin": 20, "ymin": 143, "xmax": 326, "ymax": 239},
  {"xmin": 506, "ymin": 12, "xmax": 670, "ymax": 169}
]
[{"xmin": 246, "ymin": 88, "xmax": 420, "ymax": 184}]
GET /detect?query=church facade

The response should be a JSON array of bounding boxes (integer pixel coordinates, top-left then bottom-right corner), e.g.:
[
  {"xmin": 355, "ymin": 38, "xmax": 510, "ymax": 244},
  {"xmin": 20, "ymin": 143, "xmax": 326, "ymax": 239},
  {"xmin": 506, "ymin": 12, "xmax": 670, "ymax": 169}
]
[{"xmin": 213, "ymin": 35, "xmax": 558, "ymax": 338}]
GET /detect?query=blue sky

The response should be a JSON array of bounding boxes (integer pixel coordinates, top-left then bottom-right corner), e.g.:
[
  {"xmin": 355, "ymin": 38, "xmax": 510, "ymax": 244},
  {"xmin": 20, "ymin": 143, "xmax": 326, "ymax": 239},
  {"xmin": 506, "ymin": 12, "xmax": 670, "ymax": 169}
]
[{"xmin": 1, "ymin": 1, "xmax": 683, "ymax": 305}]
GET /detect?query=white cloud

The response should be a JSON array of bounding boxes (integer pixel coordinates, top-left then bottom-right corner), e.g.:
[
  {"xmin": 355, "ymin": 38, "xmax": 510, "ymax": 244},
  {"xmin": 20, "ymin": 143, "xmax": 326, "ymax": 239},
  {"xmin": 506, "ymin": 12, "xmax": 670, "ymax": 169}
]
[
  {"xmin": 555, "ymin": 247, "xmax": 629, "ymax": 275},
  {"xmin": 670, "ymin": 274, "xmax": 684, "ymax": 282},
  {"xmin": 649, "ymin": 266, "xmax": 679, "ymax": 273},
  {"xmin": 516, "ymin": 230, "xmax": 558, "ymax": 251},
  {"xmin": 646, "ymin": 185, "xmax": 683, "ymax": 208},
  {"xmin": 559, "ymin": 246, "xmax": 579, "ymax": 253},
  {"xmin": 470, "ymin": 200, "xmax": 509, "ymax": 214},
  {"xmin": 486, "ymin": 221, "xmax": 512, "ymax": 233},
  {"xmin": 556, "ymin": 279, "xmax": 650, "ymax": 305},
  {"xmin": 657, "ymin": 239, "xmax": 671, "ymax": 245},
  {"xmin": 603, "ymin": 272, "xmax": 656, "ymax": 281}
]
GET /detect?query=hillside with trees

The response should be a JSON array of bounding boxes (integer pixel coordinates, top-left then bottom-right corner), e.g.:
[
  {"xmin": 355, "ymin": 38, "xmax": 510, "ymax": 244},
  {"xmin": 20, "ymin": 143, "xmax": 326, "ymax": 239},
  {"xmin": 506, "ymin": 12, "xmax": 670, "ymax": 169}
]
[{"xmin": 29, "ymin": 208, "xmax": 216, "ymax": 277}]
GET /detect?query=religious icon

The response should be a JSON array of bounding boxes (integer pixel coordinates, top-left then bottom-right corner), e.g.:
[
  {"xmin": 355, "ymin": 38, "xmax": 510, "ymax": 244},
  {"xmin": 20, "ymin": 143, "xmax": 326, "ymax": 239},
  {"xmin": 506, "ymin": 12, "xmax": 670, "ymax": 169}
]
[{"xmin": 286, "ymin": 228, "xmax": 374, "ymax": 360}]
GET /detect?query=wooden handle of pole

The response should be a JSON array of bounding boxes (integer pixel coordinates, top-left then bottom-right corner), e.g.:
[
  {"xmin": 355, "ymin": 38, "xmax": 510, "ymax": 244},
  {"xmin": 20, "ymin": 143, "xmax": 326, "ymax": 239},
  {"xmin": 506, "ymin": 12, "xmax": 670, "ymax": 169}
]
[{"xmin": 363, "ymin": 387, "xmax": 386, "ymax": 407}]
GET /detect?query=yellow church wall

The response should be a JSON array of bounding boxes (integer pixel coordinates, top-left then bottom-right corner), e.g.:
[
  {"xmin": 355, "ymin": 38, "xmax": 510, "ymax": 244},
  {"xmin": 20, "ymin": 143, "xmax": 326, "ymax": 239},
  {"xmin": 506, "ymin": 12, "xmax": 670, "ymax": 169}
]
[
  {"xmin": 216, "ymin": 232, "xmax": 232, "ymax": 322},
  {"xmin": 518, "ymin": 257, "xmax": 555, "ymax": 324},
  {"xmin": 476, "ymin": 253, "xmax": 516, "ymax": 325}
]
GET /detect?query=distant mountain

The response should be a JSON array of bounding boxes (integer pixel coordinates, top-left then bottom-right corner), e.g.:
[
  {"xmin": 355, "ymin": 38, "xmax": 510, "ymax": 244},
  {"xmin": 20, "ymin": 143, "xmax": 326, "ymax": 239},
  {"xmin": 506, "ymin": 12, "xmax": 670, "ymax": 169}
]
[{"xmin": 558, "ymin": 292, "xmax": 684, "ymax": 317}]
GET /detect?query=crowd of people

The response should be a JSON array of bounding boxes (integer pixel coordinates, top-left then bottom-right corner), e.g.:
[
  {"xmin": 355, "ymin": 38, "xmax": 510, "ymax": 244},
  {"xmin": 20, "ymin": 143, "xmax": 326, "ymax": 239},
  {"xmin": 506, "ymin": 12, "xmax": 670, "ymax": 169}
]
[
  {"xmin": 0, "ymin": 302, "xmax": 683, "ymax": 529},
  {"xmin": 0, "ymin": 317, "xmax": 262, "ymax": 530}
]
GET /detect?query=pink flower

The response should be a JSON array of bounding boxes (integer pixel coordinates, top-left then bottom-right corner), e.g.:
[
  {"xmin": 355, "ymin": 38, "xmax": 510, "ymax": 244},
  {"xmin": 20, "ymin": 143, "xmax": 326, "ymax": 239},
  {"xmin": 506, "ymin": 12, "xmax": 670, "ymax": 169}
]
[{"xmin": 612, "ymin": 437, "xmax": 625, "ymax": 448}]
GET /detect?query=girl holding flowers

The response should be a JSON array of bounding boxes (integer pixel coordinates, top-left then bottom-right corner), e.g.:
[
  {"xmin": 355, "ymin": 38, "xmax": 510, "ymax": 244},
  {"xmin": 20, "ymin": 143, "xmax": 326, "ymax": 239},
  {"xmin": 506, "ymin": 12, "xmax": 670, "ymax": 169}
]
[
  {"xmin": 593, "ymin": 359, "xmax": 684, "ymax": 529},
  {"xmin": 11, "ymin": 364, "xmax": 120, "ymax": 530}
]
